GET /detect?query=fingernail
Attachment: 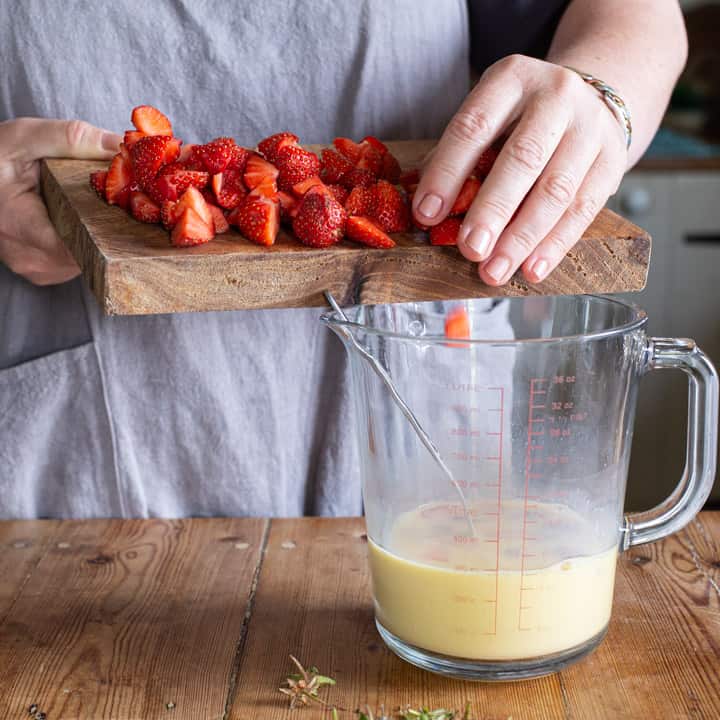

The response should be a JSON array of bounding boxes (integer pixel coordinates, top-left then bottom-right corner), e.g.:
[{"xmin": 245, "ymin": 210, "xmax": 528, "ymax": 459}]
[
  {"xmin": 531, "ymin": 259, "xmax": 549, "ymax": 281},
  {"xmin": 102, "ymin": 131, "xmax": 122, "ymax": 152},
  {"xmin": 416, "ymin": 192, "xmax": 443, "ymax": 219},
  {"xmin": 465, "ymin": 227, "xmax": 491, "ymax": 258},
  {"xmin": 484, "ymin": 255, "xmax": 512, "ymax": 283}
]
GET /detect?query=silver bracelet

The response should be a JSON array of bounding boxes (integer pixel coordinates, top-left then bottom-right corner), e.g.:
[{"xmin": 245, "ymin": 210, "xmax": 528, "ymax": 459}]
[{"xmin": 564, "ymin": 66, "xmax": 633, "ymax": 150}]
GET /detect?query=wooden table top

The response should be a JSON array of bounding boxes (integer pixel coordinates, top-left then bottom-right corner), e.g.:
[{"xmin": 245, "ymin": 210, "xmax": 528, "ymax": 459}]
[{"xmin": 1, "ymin": 514, "xmax": 718, "ymax": 719}]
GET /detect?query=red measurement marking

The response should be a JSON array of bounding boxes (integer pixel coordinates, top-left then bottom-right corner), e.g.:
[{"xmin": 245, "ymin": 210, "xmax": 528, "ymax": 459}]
[
  {"xmin": 484, "ymin": 456, "xmax": 501, "ymax": 461},
  {"xmin": 486, "ymin": 431, "xmax": 501, "ymax": 437},
  {"xmin": 529, "ymin": 430, "xmax": 545, "ymax": 437}
]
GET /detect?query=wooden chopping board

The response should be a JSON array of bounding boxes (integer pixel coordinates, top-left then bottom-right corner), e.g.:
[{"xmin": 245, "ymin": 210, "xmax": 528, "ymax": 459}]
[{"xmin": 41, "ymin": 140, "xmax": 651, "ymax": 316}]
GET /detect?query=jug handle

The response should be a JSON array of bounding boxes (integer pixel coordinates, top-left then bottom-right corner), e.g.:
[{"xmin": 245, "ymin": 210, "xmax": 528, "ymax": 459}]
[{"xmin": 621, "ymin": 338, "xmax": 719, "ymax": 550}]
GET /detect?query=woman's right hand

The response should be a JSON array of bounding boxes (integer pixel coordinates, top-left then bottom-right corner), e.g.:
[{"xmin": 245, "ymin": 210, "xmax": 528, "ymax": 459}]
[{"xmin": 0, "ymin": 118, "xmax": 120, "ymax": 285}]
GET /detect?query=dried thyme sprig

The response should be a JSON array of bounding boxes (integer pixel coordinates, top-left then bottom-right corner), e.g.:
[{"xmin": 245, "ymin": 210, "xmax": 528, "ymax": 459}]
[{"xmin": 279, "ymin": 655, "xmax": 336, "ymax": 708}]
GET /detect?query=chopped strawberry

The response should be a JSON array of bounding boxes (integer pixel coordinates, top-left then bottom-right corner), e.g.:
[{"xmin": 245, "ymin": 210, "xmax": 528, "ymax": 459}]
[
  {"xmin": 450, "ymin": 177, "xmax": 482, "ymax": 215},
  {"xmin": 198, "ymin": 137, "xmax": 247, "ymax": 175},
  {"xmin": 171, "ymin": 207, "xmax": 215, "ymax": 247},
  {"xmin": 292, "ymin": 175, "xmax": 326, "ymax": 197},
  {"xmin": 105, "ymin": 153, "xmax": 133, "ymax": 208},
  {"xmin": 234, "ymin": 194, "xmax": 280, "ymax": 246},
  {"xmin": 371, "ymin": 180, "xmax": 410, "ymax": 233},
  {"xmin": 119, "ymin": 142, "xmax": 132, "ymax": 164},
  {"xmin": 89, "ymin": 170, "xmax": 108, "ymax": 199},
  {"xmin": 130, "ymin": 135, "xmax": 181, "ymax": 189},
  {"xmin": 361, "ymin": 136, "xmax": 390, "ymax": 155},
  {"xmin": 445, "ymin": 305, "xmax": 471, "ymax": 347},
  {"xmin": 243, "ymin": 154, "xmax": 279, "ymax": 191},
  {"xmin": 340, "ymin": 167, "xmax": 376, "ymax": 190},
  {"xmin": 381, "ymin": 152, "xmax": 402, "ymax": 183},
  {"xmin": 399, "ymin": 169, "xmax": 420, "ymax": 191},
  {"xmin": 150, "ymin": 170, "xmax": 210, "ymax": 203},
  {"xmin": 178, "ymin": 143, "xmax": 197, "ymax": 164},
  {"xmin": 326, "ymin": 184, "xmax": 349, "ymax": 206},
  {"xmin": 320, "ymin": 148, "xmax": 353, "ymax": 184},
  {"xmin": 355, "ymin": 145, "xmax": 382, "ymax": 176},
  {"xmin": 344, "ymin": 186, "xmax": 375, "ymax": 216},
  {"xmin": 292, "ymin": 191, "xmax": 346, "ymax": 248},
  {"xmin": 277, "ymin": 190, "xmax": 300, "ymax": 221},
  {"xmin": 131, "ymin": 105, "xmax": 173, "ymax": 136},
  {"xmin": 158, "ymin": 161, "xmax": 187, "ymax": 176},
  {"xmin": 124, "ymin": 130, "xmax": 147, "ymax": 148},
  {"xmin": 161, "ymin": 200, "xmax": 178, "ymax": 229},
  {"xmin": 257, "ymin": 132, "xmax": 299, "ymax": 163},
  {"xmin": 333, "ymin": 137, "xmax": 363, "ymax": 164},
  {"xmin": 252, "ymin": 179, "xmax": 279, "ymax": 200},
  {"xmin": 174, "ymin": 186, "xmax": 213, "ymax": 228},
  {"xmin": 429, "ymin": 217, "xmax": 462, "ymax": 246},
  {"xmin": 345, "ymin": 216, "xmax": 395, "ymax": 248},
  {"xmin": 211, "ymin": 169, "xmax": 247, "ymax": 209},
  {"xmin": 208, "ymin": 204, "xmax": 230, "ymax": 234},
  {"xmin": 129, "ymin": 191, "xmax": 161, "ymax": 224},
  {"xmin": 475, "ymin": 146, "xmax": 500, "ymax": 179},
  {"xmin": 275, "ymin": 145, "xmax": 320, "ymax": 192}
]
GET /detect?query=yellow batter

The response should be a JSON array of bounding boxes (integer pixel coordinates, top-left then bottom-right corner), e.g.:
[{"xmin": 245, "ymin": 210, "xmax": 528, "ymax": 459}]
[{"xmin": 368, "ymin": 502, "xmax": 617, "ymax": 660}]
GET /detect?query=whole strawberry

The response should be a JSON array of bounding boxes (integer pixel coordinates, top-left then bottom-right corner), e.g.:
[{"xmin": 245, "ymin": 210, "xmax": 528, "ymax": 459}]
[
  {"xmin": 372, "ymin": 180, "xmax": 410, "ymax": 233},
  {"xmin": 257, "ymin": 132, "xmax": 299, "ymax": 163},
  {"xmin": 275, "ymin": 146, "xmax": 320, "ymax": 192},
  {"xmin": 292, "ymin": 189, "xmax": 347, "ymax": 248}
]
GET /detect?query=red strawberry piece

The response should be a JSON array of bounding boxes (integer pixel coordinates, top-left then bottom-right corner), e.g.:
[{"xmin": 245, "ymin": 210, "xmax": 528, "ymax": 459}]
[
  {"xmin": 182, "ymin": 145, "xmax": 207, "ymax": 171},
  {"xmin": 444, "ymin": 305, "xmax": 471, "ymax": 347},
  {"xmin": 345, "ymin": 216, "xmax": 395, "ymax": 248},
  {"xmin": 292, "ymin": 175, "xmax": 326, "ymax": 197},
  {"xmin": 340, "ymin": 167, "xmax": 376, "ymax": 190},
  {"xmin": 178, "ymin": 143, "xmax": 197, "ymax": 164},
  {"xmin": 201, "ymin": 188, "xmax": 216, "ymax": 205},
  {"xmin": 319, "ymin": 148, "xmax": 353, "ymax": 184},
  {"xmin": 234, "ymin": 194, "xmax": 280, "ymax": 246},
  {"xmin": 277, "ymin": 191, "xmax": 300, "ymax": 221},
  {"xmin": 130, "ymin": 135, "xmax": 180, "ymax": 189},
  {"xmin": 105, "ymin": 153, "xmax": 133, "ymax": 208},
  {"xmin": 89, "ymin": 170, "xmax": 108, "ymax": 199},
  {"xmin": 129, "ymin": 191, "xmax": 161, "ymax": 224},
  {"xmin": 475, "ymin": 146, "xmax": 500, "ymax": 178},
  {"xmin": 429, "ymin": 217, "xmax": 462, "ymax": 246},
  {"xmin": 333, "ymin": 137, "xmax": 363, "ymax": 164},
  {"xmin": 251, "ymin": 179, "xmax": 280, "ymax": 200},
  {"xmin": 326, "ymin": 184, "xmax": 349, "ymax": 206},
  {"xmin": 161, "ymin": 200, "xmax": 178, "ymax": 229},
  {"xmin": 171, "ymin": 207, "xmax": 215, "ymax": 247},
  {"xmin": 371, "ymin": 180, "xmax": 410, "ymax": 233},
  {"xmin": 243, "ymin": 154, "xmax": 279, "ymax": 191},
  {"xmin": 257, "ymin": 132, "xmax": 299, "ymax": 163},
  {"xmin": 124, "ymin": 130, "xmax": 147, "ymax": 148},
  {"xmin": 292, "ymin": 191, "xmax": 347, "ymax": 248},
  {"xmin": 158, "ymin": 161, "xmax": 187, "ymax": 176},
  {"xmin": 344, "ymin": 186, "xmax": 374, "ymax": 216},
  {"xmin": 399, "ymin": 168, "xmax": 420, "ymax": 191},
  {"xmin": 275, "ymin": 145, "xmax": 321, "ymax": 192},
  {"xmin": 211, "ymin": 169, "xmax": 247, "ymax": 209},
  {"xmin": 174, "ymin": 186, "xmax": 213, "ymax": 228},
  {"xmin": 208, "ymin": 204, "xmax": 230, "ymax": 234},
  {"xmin": 198, "ymin": 137, "xmax": 242, "ymax": 175},
  {"xmin": 150, "ymin": 170, "xmax": 210, "ymax": 203},
  {"xmin": 450, "ymin": 177, "xmax": 482, "ymax": 216},
  {"xmin": 119, "ymin": 142, "xmax": 132, "ymax": 164},
  {"xmin": 131, "ymin": 105, "xmax": 173, "ymax": 136},
  {"xmin": 355, "ymin": 144, "xmax": 382, "ymax": 176},
  {"xmin": 361, "ymin": 136, "xmax": 390, "ymax": 156},
  {"xmin": 381, "ymin": 152, "xmax": 402, "ymax": 184}
]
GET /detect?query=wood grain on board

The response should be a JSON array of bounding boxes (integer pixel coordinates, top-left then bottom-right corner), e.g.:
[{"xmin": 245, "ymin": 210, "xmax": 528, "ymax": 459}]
[
  {"xmin": 2, "ymin": 514, "xmax": 717, "ymax": 719},
  {"xmin": 41, "ymin": 140, "xmax": 651, "ymax": 316}
]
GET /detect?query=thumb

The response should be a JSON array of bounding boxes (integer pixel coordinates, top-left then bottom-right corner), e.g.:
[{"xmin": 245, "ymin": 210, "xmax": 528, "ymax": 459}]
[{"xmin": 14, "ymin": 118, "xmax": 121, "ymax": 161}]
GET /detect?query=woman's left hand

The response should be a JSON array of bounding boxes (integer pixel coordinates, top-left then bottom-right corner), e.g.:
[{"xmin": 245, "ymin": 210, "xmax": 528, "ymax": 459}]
[{"xmin": 412, "ymin": 54, "xmax": 628, "ymax": 286}]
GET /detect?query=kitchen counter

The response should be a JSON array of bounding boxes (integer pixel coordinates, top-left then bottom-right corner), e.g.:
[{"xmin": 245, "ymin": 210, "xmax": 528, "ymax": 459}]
[{"xmin": 0, "ymin": 514, "xmax": 718, "ymax": 719}]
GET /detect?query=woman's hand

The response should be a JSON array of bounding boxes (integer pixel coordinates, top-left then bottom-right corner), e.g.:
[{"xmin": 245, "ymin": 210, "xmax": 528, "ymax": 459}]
[
  {"xmin": 413, "ymin": 55, "xmax": 628, "ymax": 286},
  {"xmin": 0, "ymin": 118, "xmax": 120, "ymax": 285}
]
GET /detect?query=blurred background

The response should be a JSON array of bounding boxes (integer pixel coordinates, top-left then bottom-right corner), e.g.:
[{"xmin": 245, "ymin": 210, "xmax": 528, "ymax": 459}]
[{"xmin": 613, "ymin": 0, "xmax": 720, "ymax": 510}]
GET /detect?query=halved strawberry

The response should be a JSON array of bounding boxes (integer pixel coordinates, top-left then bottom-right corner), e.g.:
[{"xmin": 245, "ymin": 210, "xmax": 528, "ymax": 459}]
[
  {"xmin": 275, "ymin": 145, "xmax": 320, "ymax": 192},
  {"xmin": 345, "ymin": 216, "xmax": 395, "ymax": 248},
  {"xmin": 171, "ymin": 207, "xmax": 214, "ymax": 247},
  {"xmin": 150, "ymin": 170, "xmax": 210, "ymax": 203},
  {"xmin": 211, "ymin": 169, "xmax": 246, "ymax": 209},
  {"xmin": 340, "ymin": 167, "xmax": 376, "ymax": 190},
  {"xmin": 174, "ymin": 186, "xmax": 213, "ymax": 228},
  {"xmin": 372, "ymin": 180, "xmax": 410, "ymax": 233},
  {"xmin": 161, "ymin": 200, "xmax": 178, "ymax": 229},
  {"xmin": 105, "ymin": 153, "xmax": 133, "ymax": 208},
  {"xmin": 243, "ymin": 154, "xmax": 279, "ymax": 191},
  {"xmin": 234, "ymin": 194, "xmax": 280, "ymax": 246},
  {"xmin": 208, "ymin": 204, "xmax": 230, "ymax": 234},
  {"xmin": 429, "ymin": 217, "xmax": 462, "ymax": 246},
  {"xmin": 89, "ymin": 170, "xmax": 108, "ymax": 199},
  {"xmin": 129, "ymin": 191, "xmax": 161, "ymax": 223},
  {"xmin": 381, "ymin": 152, "xmax": 402, "ymax": 183},
  {"xmin": 450, "ymin": 177, "xmax": 482, "ymax": 216},
  {"xmin": 333, "ymin": 137, "xmax": 363, "ymax": 164},
  {"xmin": 320, "ymin": 148, "xmax": 353, "ymax": 184},
  {"xmin": 277, "ymin": 191, "xmax": 300, "ymax": 221},
  {"xmin": 355, "ymin": 144, "xmax": 382, "ymax": 176},
  {"xmin": 130, "ymin": 135, "xmax": 181, "ymax": 189},
  {"xmin": 292, "ymin": 175, "xmax": 326, "ymax": 197},
  {"xmin": 131, "ymin": 105, "xmax": 173, "ymax": 136},
  {"xmin": 361, "ymin": 136, "xmax": 390, "ymax": 155},
  {"xmin": 326, "ymin": 184, "xmax": 349, "ymax": 206},
  {"xmin": 292, "ymin": 191, "xmax": 346, "ymax": 248},
  {"xmin": 124, "ymin": 130, "xmax": 147, "ymax": 148},
  {"xmin": 252, "ymin": 179, "xmax": 279, "ymax": 200},
  {"xmin": 344, "ymin": 186, "xmax": 374, "ymax": 216},
  {"xmin": 257, "ymin": 132, "xmax": 299, "ymax": 163},
  {"xmin": 199, "ymin": 137, "xmax": 248, "ymax": 174},
  {"xmin": 475, "ymin": 146, "xmax": 500, "ymax": 178}
]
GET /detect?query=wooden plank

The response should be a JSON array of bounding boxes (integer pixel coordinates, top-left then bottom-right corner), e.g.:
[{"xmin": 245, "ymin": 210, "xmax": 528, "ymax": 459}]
[
  {"xmin": 41, "ymin": 140, "xmax": 651, "ymax": 316},
  {"xmin": 0, "ymin": 518, "xmax": 268, "ymax": 720},
  {"xmin": 228, "ymin": 517, "xmax": 568, "ymax": 720}
]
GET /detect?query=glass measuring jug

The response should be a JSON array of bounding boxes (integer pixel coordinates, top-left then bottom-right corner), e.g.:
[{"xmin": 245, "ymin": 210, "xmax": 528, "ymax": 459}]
[{"xmin": 323, "ymin": 295, "xmax": 718, "ymax": 681}]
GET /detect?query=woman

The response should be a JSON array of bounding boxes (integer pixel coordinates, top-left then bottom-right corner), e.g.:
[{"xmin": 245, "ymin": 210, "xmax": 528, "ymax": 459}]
[{"xmin": 0, "ymin": 0, "xmax": 686, "ymax": 518}]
